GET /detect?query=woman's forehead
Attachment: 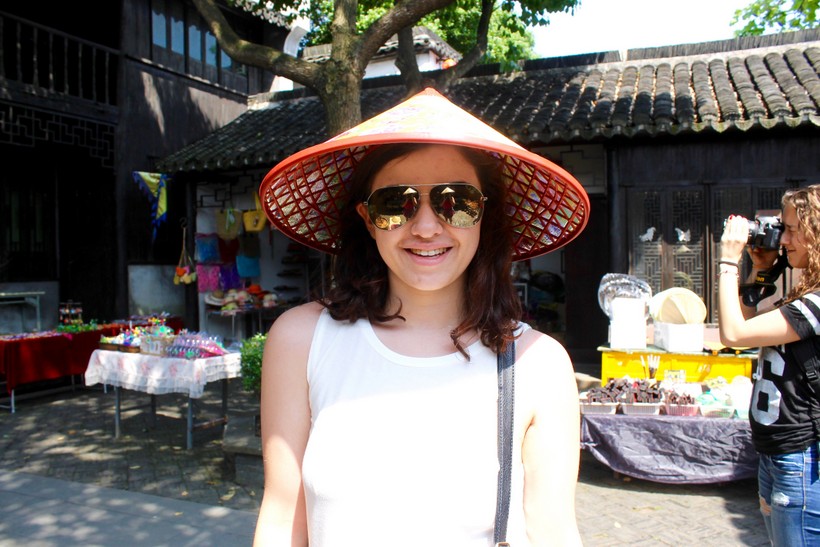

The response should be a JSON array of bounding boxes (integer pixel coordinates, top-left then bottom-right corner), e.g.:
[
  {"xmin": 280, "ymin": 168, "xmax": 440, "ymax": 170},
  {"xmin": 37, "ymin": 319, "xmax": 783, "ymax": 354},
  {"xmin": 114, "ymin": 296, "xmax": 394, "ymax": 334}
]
[
  {"xmin": 782, "ymin": 204, "xmax": 799, "ymax": 224},
  {"xmin": 371, "ymin": 145, "xmax": 481, "ymax": 187}
]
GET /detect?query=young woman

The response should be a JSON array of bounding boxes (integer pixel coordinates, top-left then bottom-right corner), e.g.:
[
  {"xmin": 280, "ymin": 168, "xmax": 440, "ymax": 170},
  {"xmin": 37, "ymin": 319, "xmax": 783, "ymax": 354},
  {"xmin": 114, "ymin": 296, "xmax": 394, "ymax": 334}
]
[
  {"xmin": 252, "ymin": 88, "xmax": 589, "ymax": 546},
  {"xmin": 719, "ymin": 184, "xmax": 820, "ymax": 546}
]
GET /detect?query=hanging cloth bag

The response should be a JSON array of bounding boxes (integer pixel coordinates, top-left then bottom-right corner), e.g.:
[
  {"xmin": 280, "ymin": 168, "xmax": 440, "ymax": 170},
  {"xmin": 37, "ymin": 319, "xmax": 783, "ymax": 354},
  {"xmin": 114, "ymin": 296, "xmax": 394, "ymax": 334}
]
[
  {"xmin": 243, "ymin": 193, "xmax": 268, "ymax": 233},
  {"xmin": 216, "ymin": 207, "xmax": 241, "ymax": 240},
  {"xmin": 174, "ymin": 224, "xmax": 198, "ymax": 285}
]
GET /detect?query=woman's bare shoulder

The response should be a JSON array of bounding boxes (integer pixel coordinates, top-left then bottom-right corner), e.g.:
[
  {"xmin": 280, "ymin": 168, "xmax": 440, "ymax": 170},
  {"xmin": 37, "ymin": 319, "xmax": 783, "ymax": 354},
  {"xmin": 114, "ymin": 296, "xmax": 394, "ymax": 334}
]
[
  {"xmin": 516, "ymin": 327, "xmax": 570, "ymax": 363},
  {"xmin": 266, "ymin": 301, "xmax": 325, "ymax": 345}
]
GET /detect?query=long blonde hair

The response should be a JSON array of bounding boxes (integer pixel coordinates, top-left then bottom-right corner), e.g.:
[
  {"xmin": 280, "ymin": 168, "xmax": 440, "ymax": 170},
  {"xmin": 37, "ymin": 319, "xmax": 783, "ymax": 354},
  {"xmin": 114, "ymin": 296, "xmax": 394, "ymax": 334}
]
[{"xmin": 783, "ymin": 184, "xmax": 820, "ymax": 302}]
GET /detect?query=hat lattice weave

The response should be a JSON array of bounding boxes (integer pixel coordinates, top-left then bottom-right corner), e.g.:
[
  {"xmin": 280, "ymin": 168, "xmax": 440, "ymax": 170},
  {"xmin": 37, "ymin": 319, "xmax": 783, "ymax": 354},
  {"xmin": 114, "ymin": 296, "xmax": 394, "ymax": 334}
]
[{"xmin": 261, "ymin": 88, "xmax": 589, "ymax": 261}]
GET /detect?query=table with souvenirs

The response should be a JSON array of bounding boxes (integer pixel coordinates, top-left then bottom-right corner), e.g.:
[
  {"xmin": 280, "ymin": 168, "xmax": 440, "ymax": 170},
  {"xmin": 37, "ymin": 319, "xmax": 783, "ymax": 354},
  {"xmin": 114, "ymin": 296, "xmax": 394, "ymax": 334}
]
[
  {"xmin": 0, "ymin": 314, "xmax": 183, "ymax": 413},
  {"xmin": 85, "ymin": 327, "xmax": 240, "ymax": 450},
  {"xmin": 579, "ymin": 363, "xmax": 760, "ymax": 484}
]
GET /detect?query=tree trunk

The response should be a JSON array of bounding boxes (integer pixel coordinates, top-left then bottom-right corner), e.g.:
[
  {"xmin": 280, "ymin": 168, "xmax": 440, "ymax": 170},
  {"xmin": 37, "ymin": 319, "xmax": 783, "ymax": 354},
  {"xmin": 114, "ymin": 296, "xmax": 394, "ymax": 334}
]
[{"xmin": 317, "ymin": 63, "xmax": 364, "ymax": 136}]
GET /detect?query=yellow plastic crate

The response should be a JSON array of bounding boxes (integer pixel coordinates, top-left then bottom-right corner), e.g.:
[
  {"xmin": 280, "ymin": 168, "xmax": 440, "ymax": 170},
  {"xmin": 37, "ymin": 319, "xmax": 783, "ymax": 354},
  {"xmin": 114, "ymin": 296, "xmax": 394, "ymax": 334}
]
[{"xmin": 598, "ymin": 345, "xmax": 755, "ymax": 385}]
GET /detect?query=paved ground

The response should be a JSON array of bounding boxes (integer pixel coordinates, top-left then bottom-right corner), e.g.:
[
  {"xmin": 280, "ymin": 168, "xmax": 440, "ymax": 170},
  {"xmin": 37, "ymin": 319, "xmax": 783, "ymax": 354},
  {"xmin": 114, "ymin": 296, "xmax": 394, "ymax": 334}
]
[{"xmin": 0, "ymin": 378, "xmax": 770, "ymax": 546}]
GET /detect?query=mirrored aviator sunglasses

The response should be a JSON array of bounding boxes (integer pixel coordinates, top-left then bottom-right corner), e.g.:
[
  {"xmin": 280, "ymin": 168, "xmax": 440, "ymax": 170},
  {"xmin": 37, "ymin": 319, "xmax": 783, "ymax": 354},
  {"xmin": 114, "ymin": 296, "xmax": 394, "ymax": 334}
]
[{"xmin": 364, "ymin": 183, "xmax": 487, "ymax": 231}]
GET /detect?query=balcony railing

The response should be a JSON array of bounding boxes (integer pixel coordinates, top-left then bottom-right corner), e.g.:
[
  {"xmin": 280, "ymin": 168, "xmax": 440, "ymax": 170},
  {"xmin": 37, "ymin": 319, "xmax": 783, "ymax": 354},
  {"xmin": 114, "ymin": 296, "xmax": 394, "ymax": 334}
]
[{"xmin": 0, "ymin": 11, "xmax": 119, "ymax": 106}]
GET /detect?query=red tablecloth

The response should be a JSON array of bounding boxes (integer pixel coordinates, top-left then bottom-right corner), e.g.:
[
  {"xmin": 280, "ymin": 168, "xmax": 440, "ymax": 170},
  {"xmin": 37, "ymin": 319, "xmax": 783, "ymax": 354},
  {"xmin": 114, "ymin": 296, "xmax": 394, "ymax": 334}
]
[
  {"xmin": 0, "ymin": 317, "xmax": 185, "ymax": 394},
  {"xmin": 0, "ymin": 328, "xmax": 119, "ymax": 393}
]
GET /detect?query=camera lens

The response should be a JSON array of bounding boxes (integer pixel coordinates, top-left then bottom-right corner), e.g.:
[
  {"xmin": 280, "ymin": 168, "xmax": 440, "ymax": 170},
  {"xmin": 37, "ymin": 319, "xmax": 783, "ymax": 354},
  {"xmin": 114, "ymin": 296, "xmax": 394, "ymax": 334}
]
[{"xmin": 747, "ymin": 216, "xmax": 783, "ymax": 250}]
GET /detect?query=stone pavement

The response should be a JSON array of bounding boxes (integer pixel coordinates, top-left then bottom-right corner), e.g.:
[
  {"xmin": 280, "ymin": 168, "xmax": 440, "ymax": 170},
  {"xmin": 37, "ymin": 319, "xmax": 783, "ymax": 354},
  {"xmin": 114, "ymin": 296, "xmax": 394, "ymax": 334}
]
[{"xmin": 0, "ymin": 379, "xmax": 770, "ymax": 546}]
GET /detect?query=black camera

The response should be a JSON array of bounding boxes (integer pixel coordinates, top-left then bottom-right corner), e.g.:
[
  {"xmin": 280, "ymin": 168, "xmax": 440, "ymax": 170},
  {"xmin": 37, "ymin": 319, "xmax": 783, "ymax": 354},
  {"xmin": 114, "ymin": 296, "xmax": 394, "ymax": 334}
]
[{"xmin": 747, "ymin": 216, "xmax": 784, "ymax": 250}]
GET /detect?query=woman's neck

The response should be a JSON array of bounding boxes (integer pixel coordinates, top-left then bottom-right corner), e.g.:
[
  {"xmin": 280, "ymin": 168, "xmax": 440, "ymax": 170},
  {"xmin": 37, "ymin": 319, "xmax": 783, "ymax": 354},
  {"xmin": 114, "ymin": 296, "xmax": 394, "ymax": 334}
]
[
  {"xmin": 385, "ymin": 279, "xmax": 465, "ymax": 330},
  {"xmin": 373, "ymin": 280, "xmax": 473, "ymax": 356}
]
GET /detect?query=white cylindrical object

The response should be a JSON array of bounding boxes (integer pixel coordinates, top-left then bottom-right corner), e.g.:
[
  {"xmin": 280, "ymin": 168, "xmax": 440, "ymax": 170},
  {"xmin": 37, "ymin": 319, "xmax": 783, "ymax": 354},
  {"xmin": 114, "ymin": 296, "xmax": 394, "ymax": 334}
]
[{"xmin": 608, "ymin": 297, "xmax": 647, "ymax": 349}]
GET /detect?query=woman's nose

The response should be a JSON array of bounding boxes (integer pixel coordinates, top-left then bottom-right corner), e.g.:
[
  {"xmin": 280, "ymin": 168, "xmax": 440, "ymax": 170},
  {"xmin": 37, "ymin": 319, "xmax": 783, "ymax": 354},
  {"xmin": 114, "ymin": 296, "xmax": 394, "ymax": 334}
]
[{"xmin": 408, "ymin": 196, "xmax": 443, "ymax": 237}]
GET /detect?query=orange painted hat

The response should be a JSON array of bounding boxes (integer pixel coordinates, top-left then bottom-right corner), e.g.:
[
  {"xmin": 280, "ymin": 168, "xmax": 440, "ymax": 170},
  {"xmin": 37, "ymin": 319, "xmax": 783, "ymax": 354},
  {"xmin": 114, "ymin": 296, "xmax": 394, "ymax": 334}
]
[{"xmin": 259, "ymin": 88, "xmax": 589, "ymax": 261}]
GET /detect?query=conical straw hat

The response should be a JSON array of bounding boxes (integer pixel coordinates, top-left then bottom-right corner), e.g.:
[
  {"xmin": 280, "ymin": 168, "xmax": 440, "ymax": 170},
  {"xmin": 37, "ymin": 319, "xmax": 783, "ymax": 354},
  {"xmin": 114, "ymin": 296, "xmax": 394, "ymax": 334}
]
[{"xmin": 259, "ymin": 88, "xmax": 589, "ymax": 261}]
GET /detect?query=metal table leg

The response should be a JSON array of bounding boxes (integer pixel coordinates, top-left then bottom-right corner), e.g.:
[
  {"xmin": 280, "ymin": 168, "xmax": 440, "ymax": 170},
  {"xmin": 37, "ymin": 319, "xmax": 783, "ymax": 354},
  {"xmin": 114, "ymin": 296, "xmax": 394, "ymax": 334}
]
[
  {"xmin": 114, "ymin": 386, "xmax": 121, "ymax": 438},
  {"xmin": 222, "ymin": 378, "xmax": 228, "ymax": 419},
  {"xmin": 150, "ymin": 394, "xmax": 157, "ymax": 427},
  {"xmin": 187, "ymin": 397, "xmax": 194, "ymax": 450}
]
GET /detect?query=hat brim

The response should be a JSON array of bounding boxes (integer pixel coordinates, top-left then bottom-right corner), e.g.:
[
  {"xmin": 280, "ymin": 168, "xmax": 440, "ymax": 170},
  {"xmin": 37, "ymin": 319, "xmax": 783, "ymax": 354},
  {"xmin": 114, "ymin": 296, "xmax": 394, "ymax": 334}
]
[{"xmin": 260, "ymin": 88, "xmax": 589, "ymax": 261}]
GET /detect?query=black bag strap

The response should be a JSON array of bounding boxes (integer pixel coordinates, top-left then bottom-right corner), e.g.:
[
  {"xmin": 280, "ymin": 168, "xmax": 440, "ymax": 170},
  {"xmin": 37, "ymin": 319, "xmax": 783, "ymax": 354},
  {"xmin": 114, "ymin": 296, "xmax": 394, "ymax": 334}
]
[
  {"xmin": 494, "ymin": 341, "xmax": 515, "ymax": 547},
  {"xmin": 789, "ymin": 337, "xmax": 820, "ymax": 398},
  {"xmin": 788, "ymin": 336, "xmax": 820, "ymax": 440}
]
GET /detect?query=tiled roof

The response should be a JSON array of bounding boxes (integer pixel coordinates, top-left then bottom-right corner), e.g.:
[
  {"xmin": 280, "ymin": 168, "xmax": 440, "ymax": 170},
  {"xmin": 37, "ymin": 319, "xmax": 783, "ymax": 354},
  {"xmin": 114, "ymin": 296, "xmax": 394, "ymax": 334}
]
[{"xmin": 157, "ymin": 30, "xmax": 820, "ymax": 174}]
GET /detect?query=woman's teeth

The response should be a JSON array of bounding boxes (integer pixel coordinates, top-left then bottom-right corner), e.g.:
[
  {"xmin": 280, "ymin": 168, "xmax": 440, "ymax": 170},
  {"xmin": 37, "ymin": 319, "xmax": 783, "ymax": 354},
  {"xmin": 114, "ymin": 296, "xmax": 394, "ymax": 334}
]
[{"xmin": 411, "ymin": 248, "xmax": 446, "ymax": 257}]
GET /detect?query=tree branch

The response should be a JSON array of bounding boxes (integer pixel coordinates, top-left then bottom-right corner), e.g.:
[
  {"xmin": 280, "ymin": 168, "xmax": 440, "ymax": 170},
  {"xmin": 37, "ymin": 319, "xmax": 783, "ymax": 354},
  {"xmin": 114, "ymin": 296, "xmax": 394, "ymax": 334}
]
[
  {"xmin": 192, "ymin": 0, "xmax": 321, "ymax": 86},
  {"xmin": 434, "ymin": 0, "xmax": 494, "ymax": 90},
  {"xmin": 395, "ymin": 26, "xmax": 423, "ymax": 94},
  {"xmin": 358, "ymin": 0, "xmax": 455, "ymax": 65}
]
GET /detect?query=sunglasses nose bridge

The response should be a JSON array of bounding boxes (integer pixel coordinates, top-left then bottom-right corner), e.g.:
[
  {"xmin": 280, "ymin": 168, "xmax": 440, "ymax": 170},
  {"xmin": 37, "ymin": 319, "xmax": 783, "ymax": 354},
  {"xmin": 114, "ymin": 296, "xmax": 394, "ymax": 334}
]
[
  {"xmin": 398, "ymin": 189, "xmax": 436, "ymax": 220},
  {"xmin": 406, "ymin": 194, "xmax": 447, "ymax": 234}
]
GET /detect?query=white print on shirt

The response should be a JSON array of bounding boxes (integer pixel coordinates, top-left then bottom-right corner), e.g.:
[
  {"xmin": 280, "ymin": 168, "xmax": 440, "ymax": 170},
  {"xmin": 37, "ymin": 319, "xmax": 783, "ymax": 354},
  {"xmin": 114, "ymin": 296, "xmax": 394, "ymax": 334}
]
[
  {"xmin": 794, "ymin": 296, "xmax": 820, "ymax": 335},
  {"xmin": 751, "ymin": 346, "xmax": 784, "ymax": 426}
]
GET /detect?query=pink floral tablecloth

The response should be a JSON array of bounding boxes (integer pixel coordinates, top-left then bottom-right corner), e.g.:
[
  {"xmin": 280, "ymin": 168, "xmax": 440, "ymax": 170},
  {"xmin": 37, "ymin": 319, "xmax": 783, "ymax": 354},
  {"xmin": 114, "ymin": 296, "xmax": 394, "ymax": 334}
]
[{"xmin": 85, "ymin": 349, "xmax": 241, "ymax": 398}]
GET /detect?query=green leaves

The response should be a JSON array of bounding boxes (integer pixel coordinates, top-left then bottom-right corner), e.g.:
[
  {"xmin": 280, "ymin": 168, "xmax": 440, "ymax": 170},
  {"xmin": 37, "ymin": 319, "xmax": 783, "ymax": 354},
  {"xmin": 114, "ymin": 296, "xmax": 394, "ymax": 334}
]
[
  {"xmin": 301, "ymin": 0, "xmax": 579, "ymax": 67},
  {"xmin": 732, "ymin": 0, "xmax": 818, "ymax": 36},
  {"xmin": 239, "ymin": 332, "xmax": 266, "ymax": 393}
]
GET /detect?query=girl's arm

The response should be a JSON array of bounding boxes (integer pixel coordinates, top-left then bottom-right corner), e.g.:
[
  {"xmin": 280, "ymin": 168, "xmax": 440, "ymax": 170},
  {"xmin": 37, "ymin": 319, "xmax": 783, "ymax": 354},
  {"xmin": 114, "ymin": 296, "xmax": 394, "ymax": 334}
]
[
  {"xmin": 719, "ymin": 216, "xmax": 798, "ymax": 348},
  {"xmin": 518, "ymin": 330, "xmax": 583, "ymax": 546},
  {"xmin": 252, "ymin": 303, "xmax": 321, "ymax": 547}
]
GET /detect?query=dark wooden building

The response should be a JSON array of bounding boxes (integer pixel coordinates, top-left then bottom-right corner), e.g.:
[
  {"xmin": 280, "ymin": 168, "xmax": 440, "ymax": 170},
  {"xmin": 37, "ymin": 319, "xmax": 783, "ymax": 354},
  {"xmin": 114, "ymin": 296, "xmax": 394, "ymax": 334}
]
[
  {"xmin": 0, "ymin": 0, "xmax": 295, "ymax": 331},
  {"xmin": 158, "ymin": 30, "xmax": 820, "ymax": 366},
  {"xmin": 2, "ymin": 1, "xmax": 818, "ymax": 368}
]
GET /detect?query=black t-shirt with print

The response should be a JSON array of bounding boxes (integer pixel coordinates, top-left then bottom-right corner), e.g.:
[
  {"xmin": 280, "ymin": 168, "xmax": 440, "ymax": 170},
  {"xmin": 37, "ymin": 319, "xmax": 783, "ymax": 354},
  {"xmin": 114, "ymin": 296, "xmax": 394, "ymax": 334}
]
[{"xmin": 749, "ymin": 292, "xmax": 820, "ymax": 455}]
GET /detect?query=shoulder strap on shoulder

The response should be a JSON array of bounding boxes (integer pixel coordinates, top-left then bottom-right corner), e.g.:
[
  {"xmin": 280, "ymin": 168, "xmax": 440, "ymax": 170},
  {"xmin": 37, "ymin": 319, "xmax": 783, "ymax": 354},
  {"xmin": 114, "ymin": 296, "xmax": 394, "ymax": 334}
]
[
  {"xmin": 494, "ymin": 341, "xmax": 515, "ymax": 546},
  {"xmin": 789, "ymin": 337, "xmax": 820, "ymax": 397}
]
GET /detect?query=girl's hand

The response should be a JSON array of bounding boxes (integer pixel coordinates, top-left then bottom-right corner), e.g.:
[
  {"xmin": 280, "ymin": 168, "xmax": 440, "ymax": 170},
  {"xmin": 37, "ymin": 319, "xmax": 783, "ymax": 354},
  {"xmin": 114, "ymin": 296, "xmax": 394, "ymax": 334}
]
[{"xmin": 720, "ymin": 215, "xmax": 751, "ymax": 264}]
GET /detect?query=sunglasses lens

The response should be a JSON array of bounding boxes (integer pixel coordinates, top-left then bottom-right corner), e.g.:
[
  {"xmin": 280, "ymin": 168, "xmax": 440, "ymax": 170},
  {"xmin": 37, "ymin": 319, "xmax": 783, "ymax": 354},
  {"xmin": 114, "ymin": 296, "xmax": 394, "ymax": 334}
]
[
  {"xmin": 367, "ymin": 186, "xmax": 420, "ymax": 230},
  {"xmin": 365, "ymin": 184, "xmax": 485, "ymax": 230},
  {"xmin": 430, "ymin": 184, "xmax": 485, "ymax": 228}
]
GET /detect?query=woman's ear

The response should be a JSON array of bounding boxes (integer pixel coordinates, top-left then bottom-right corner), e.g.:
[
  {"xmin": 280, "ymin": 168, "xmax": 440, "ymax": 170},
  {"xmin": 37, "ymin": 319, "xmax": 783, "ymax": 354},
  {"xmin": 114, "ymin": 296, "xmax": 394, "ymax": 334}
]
[{"xmin": 356, "ymin": 203, "xmax": 376, "ymax": 238}]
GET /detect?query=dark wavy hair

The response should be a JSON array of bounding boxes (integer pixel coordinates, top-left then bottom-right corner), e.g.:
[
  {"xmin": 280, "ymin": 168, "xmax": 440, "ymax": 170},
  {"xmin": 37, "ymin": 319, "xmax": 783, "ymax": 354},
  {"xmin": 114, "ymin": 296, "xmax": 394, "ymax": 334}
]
[
  {"xmin": 321, "ymin": 143, "xmax": 522, "ymax": 357},
  {"xmin": 782, "ymin": 184, "xmax": 820, "ymax": 303}
]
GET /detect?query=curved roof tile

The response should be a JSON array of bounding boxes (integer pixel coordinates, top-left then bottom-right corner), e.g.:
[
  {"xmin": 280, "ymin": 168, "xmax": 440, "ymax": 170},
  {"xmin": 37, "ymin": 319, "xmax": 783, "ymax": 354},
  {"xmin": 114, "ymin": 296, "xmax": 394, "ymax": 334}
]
[{"xmin": 157, "ymin": 33, "xmax": 820, "ymax": 174}]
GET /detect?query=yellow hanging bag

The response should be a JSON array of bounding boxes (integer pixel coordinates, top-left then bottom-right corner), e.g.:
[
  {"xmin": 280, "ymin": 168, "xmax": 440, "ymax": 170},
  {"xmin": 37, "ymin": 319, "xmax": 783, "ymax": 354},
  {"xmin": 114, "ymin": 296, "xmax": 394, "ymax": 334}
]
[{"xmin": 243, "ymin": 193, "xmax": 268, "ymax": 232}]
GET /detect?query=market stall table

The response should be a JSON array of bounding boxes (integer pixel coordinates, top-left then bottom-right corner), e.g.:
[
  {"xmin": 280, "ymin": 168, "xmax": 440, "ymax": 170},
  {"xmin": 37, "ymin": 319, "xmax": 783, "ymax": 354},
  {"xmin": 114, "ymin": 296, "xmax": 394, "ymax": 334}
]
[
  {"xmin": 581, "ymin": 413, "xmax": 758, "ymax": 484},
  {"xmin": 0, "ymin": 327, "xmax": 121, "ymax": 412},
  {"xmin": 598, "ymin": 344, "xmax": 756, "ymax": 384},
  {"xmin": 0, "ymin": 317, "xmax": 184, "ymax": 413},
  {"xmin": 85, "ymin": 349, "xmax": 241, "ymax": 449}
]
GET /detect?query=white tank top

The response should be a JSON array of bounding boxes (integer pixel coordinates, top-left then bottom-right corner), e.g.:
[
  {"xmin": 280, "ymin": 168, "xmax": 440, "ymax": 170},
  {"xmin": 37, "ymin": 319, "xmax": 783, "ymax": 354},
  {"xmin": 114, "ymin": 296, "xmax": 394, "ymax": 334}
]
[{"xmin": 301, "ymin": 309, "xmax": 527, "ymax": 547}]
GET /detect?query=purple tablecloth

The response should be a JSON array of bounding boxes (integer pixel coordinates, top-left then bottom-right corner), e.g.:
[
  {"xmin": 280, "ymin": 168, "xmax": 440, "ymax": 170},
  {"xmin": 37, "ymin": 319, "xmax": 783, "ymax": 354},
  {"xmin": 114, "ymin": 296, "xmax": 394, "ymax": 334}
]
[{"xmin": 581, "ymin": 414, "xmax": 758, "ymax": 484}]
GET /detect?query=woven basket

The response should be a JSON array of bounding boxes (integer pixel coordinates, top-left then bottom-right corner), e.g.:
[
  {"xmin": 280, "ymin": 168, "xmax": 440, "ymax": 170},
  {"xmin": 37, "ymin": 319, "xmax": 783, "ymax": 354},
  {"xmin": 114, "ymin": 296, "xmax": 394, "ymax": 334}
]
[
  {"xmin": 620, "ymin": 402, "xmax": 663, "ymax": 416},
  {"xmin": 665, "ymin": 403, "xmax": 700, "ymax": 417},
  {"xmin": 140, "ymin": 335, "xmax": 175, "ymax": 356},
  {"xmin": 580, "ymin": 402, "xmax": 619, "ymax": 415}
]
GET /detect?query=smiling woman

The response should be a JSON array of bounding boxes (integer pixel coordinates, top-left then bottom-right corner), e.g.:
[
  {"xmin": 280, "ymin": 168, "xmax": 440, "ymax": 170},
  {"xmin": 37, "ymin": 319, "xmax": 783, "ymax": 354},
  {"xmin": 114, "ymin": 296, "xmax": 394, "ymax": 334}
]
[{"xmin": 252, "ymin": 88, "xmax": 590, "ymax": 547}]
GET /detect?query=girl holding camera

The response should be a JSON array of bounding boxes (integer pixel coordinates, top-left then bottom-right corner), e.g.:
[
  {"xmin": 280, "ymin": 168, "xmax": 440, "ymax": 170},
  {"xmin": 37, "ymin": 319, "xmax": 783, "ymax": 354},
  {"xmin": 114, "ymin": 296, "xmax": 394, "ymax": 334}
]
[{"xmin": 720, "ymin": 184, "xmax": 820, "ymax": 546}]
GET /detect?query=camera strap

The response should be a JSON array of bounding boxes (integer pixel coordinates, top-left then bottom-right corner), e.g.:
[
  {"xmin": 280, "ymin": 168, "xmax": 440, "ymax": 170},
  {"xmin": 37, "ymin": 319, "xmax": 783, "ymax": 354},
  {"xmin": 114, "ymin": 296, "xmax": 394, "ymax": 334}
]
[{"xmin": 740, "ymin": 252, "xmax": 791, "ymax": 307}]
